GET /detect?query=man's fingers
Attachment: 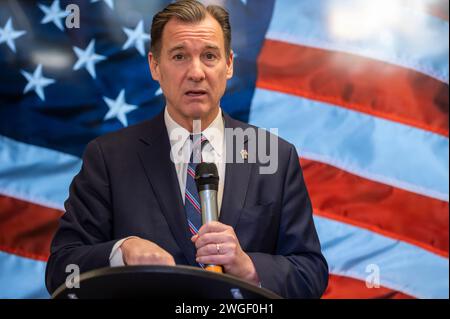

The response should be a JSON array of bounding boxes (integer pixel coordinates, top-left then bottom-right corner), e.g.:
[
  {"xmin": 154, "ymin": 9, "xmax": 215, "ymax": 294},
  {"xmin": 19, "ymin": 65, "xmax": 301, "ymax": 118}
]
[
  {"xmin": 197, "ymin": 221, "xmax": 231, "ymax": 237},
  {"xmin": 196, "ymin": 244, "xmax": 217, "ymax": 257},
  {"xmin": 126, "ymin": 250, "xmax": 174, "ymax": 266},
  {"xmin": 121, "ymin": 238, "xmax": 175, "ymax": 266},
  {"xmin": 194, "ymin": 232, "xmax": 234, "ymax": 249},
  {"xmin": 196, "ymin": 242, "xmax": 232, "ymax": 257},
  {"xmin": 196, "ymin": 254, "xmax": 228, "ymax": 266}
]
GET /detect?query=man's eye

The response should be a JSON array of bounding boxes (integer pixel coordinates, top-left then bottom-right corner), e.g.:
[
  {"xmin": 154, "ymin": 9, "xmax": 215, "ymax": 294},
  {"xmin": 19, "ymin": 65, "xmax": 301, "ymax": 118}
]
[
  {"xmin": 205, "ymin": 53, "xmax": 216, "ymax": 60},
  {"xmin": 173, "ymin": 54, "xmax": 184, "ymax": 60}
]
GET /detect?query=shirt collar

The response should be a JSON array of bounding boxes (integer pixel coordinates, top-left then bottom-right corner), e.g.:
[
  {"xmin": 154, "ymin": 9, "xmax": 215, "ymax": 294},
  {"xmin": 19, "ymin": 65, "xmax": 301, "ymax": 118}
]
[{"xmin": 164, "ymin": 106, "xmax": 224, "ymax": 156}]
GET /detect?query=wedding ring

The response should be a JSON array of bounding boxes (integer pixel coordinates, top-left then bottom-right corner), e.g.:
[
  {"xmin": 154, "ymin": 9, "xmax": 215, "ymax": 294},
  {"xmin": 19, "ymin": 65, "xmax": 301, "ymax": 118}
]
[{"xmin": 216, "ymin": 243, "xmax": 220, "ymax": 255}]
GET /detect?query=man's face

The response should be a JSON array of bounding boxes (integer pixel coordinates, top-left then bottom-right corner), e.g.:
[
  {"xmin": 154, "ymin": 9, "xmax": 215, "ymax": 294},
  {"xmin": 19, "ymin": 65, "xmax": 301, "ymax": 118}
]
[{"xmin": 149, "ymin": 14, "xmax": 233, "ymax": 126}]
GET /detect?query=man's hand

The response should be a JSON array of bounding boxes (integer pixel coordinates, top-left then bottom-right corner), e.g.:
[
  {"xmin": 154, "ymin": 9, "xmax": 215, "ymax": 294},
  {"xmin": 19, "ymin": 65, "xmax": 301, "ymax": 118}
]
[
  {"xmin": 121, "ymin": 237, "xmax": 176, "ymax": 266},
  {"xmin": 191, "ymin": 221, "xmax": 260, "ymax": 285}
]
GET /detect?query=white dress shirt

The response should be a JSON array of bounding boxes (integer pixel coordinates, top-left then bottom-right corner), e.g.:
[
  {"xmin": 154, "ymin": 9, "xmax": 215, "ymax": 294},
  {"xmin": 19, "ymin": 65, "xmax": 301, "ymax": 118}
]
[{"xmin": 109, "ymin": 107, "xmax": 226, "ymax": 266}]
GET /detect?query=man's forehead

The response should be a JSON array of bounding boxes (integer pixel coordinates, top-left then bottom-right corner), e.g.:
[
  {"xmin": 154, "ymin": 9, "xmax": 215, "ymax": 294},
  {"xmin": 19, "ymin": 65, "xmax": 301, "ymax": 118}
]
[{"xmin": 162, "ymin": 16, "xmax": 224, "ymax": 48}]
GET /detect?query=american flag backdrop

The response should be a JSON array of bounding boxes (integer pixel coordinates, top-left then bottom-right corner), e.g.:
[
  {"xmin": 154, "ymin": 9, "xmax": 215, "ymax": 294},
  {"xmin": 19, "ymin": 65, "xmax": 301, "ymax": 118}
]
[{"xmin": 0, "ymin": 0, "xmax": 448, "ymax": 299}]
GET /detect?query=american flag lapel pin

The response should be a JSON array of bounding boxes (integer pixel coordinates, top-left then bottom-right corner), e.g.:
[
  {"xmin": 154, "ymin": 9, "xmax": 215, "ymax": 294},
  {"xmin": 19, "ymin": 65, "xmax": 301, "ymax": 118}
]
[{"xmin": 240, "ymin": 149, "xmax": 248, "ymax": 160}]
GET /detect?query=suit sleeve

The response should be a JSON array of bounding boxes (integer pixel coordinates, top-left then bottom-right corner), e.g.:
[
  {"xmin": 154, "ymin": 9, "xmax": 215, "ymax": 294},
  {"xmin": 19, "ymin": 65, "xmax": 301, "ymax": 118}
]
[
  {"xmin": 247, "ymin": 145, "xmax": 329, "ymax": 298},
  {"xmin": 45, "ymin": 140, "xmax": 117, "ymax": 294}
]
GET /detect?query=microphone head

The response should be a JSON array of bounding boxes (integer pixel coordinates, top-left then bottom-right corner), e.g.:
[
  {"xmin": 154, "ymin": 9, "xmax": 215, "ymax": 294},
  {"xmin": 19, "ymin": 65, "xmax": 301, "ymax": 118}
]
[{"xmin": 195, "ymin": 162, "xmax": 219, "ymax": 191}]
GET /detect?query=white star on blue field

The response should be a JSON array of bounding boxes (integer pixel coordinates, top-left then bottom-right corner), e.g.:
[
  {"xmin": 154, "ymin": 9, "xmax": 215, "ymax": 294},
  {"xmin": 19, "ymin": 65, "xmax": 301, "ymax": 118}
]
[
  {"xmin": 39, "ymin": 0, "xmax": 70, "ymax": 31},
  {"xmin": 21, "ymin": 64, "xmax": 56, "ymax": 101},
  {"xmin": 0, "ymin": 18, "xmax": 26, "ymax": 53},
  {"xmin": 103, "ymin": 89, "xmax": 138, "ymax": 127},
  {"xmin": 72, "ymin": 39, "xmax": 107, "ymax": 79},
  {"xmin": 122, "ymin": 20, "xmax": 150, "ymax": 57}
]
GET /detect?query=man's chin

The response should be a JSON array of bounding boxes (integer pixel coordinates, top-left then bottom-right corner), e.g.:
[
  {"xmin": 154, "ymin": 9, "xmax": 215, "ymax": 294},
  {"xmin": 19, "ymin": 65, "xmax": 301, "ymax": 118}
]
[{"xmin": 184, "ymin": 104, "xmax": 217, "ymax": 119}]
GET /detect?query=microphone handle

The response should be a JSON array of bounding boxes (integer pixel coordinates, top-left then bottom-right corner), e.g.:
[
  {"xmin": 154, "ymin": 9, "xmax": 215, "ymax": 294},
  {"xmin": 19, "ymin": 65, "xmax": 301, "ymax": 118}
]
[{"xmin": 199, "ymin": 189, "xmax": 223, "ymax": 274}]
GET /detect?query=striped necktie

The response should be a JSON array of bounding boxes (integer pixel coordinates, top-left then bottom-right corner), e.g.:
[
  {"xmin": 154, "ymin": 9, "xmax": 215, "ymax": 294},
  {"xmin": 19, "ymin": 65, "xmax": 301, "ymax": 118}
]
[{"xmin": 184, "ymin": 134, "xmax": 208, "ymax": 240}]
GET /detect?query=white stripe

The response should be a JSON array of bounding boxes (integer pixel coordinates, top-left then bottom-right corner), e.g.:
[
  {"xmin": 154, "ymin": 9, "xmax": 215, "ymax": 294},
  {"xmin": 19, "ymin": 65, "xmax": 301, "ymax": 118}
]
[
  {"xmin": 185, "ymin": 189, "xmax": 201, "ymax": 210},
  {"xmin": 187, "ymin": 219, "xmax": 199, "ymax": 233},
  {"xmin": 267, "ymin": 0, "xmax": 449, "ymax": 83},
  {"xmin": 0, "ymin": 135, "xmax": 81, "ymax": 210},
  {"xmin": 315, "ymin": 216, "xmax": 449, "ymax": 299}
]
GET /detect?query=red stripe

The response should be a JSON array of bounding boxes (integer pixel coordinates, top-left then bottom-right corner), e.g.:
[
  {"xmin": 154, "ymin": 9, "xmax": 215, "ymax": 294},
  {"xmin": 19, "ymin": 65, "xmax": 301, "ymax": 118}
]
[
  {"xmin": 426, "ymin": 1, "xmax": 449, "ymax": 21},
  {"xmin": 189, "ymin": 224, "xmax": 197, "ymax": 235},
  {"xmin": 301, "ymin": 158, "xmax": 449, "ymax": 257},
  {"xmin": 401, "ymin": 0, "xmax": 449, "ymax": 21},
  {"xmin": 323, "ymin": 274, "xmax": 415, "ymax": 299},
  {"xmin": 0, "ymin": 194, "xmax": 62, "ymax": 261},
  {"xmin": 392, "ymin": 0, "xmax": 450, "ymax": 21},
  {"xmin": 257, "ymin": 39, "xmax": 449, "ymax": 137},
  {"xmin": 185, "ymin": 191, "xmax": 201, "ymax": 213},
  {"xmin": 187, "ymin": 166, "xmax": 196, "ymax": 178}
]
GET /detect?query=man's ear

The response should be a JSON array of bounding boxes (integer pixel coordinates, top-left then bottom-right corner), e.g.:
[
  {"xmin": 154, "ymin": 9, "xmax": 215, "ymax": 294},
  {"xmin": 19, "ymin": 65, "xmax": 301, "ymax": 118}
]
[
  {"xmin": 148, "ymin": 52, "xmax": 160, "ymax": 81},
  {"xmin": 226, "ymin": 50, "xmax": 234, "ymax": 80}
]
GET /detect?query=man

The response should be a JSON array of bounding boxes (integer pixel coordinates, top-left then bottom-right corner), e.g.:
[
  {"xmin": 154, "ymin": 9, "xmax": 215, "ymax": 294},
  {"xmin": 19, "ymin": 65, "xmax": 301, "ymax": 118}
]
[{"xmin": 46, "ymin": 0, "xmax": 328, "ymax": 298}]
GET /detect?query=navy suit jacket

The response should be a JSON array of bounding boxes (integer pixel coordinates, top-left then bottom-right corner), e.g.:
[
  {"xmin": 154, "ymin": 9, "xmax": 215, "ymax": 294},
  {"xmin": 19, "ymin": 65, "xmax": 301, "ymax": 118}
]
[{"xmin": 45, "ymin": 111, "xmax": 328, "ymax": 298}]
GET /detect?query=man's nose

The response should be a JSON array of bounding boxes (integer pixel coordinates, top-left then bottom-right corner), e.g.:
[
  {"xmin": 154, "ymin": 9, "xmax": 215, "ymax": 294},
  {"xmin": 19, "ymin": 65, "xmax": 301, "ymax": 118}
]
[{"xmin": 187, "ymin": 59, "xmax": 206, "ymax": 82}]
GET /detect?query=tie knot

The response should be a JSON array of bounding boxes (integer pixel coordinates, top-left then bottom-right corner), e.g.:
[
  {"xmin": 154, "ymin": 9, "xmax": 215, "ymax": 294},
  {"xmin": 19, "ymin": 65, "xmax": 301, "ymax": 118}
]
[
  {"xmin": 190, "ymin": 134, "xmax": 208, "ymax": 164},
  {"xmin": 190, "ymin": 134, "xmax": 208, "ymax": 147}
]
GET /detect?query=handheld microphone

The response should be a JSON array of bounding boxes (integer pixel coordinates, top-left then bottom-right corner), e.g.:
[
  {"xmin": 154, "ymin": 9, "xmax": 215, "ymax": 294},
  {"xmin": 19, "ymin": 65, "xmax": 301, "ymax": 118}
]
[{"xmin": 195, "ymin": 162, "xmax": 223, "ymax": 274}]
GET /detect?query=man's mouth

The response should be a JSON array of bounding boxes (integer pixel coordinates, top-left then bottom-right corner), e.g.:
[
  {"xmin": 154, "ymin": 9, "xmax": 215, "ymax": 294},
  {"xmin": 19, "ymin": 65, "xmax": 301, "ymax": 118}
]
[{"xmin": 185, "ymin": 90, "xmax": 207, "ymax": 97}]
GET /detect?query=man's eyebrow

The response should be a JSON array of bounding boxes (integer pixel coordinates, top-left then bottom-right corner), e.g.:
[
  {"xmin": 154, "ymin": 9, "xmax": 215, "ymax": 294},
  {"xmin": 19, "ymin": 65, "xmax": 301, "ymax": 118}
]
[
  {"xmin": 168, "ymin": 45, "xmax": 185, "ymax": 54},
  {"xmin": 205, "ymin": 45, "xmax": 220, "ymax": 51},
  {"xmin": 167, "ymin": 44, "xmax": 221, "ymax": 54}
]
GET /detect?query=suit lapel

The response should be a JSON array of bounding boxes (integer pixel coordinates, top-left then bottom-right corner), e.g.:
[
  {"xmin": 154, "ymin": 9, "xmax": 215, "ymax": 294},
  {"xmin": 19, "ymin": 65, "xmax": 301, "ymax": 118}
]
[
  {"xmin": 219, "ymin": 113, "xmax": 253, "ymax": 229},
  {"xmin": 136, "ymin": 112, "xmax": 197, "ymax": 266}
]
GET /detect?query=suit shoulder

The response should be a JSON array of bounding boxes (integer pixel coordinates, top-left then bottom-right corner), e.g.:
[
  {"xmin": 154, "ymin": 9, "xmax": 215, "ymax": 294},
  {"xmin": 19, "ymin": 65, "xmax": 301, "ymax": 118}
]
[{"xmin": 88, "ymin": 114, "xmax": 162, "ymax": 152}]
